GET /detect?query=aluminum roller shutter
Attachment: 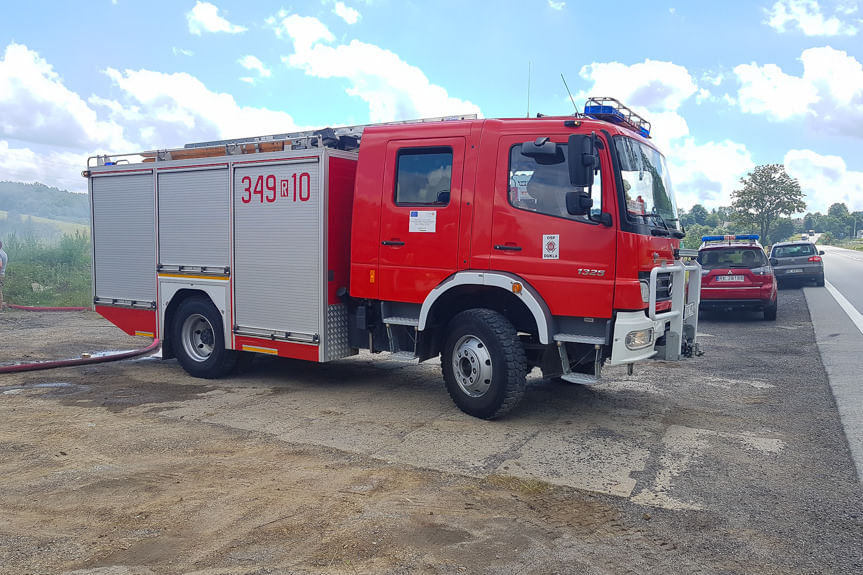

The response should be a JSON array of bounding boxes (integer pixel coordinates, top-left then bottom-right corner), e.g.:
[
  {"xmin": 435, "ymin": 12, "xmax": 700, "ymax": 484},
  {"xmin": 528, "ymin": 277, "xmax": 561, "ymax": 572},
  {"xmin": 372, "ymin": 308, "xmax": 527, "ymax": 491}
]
[
  {"xmin": 233, "ymin": 158, "xmax": 323, "ymax": 338},
  {"xmin": 92, "ymin": 173, "xmax": 156, "ymax": 303},
  {"xmin": 158, "ymin": 167, "xmax": 229, "ymax": 269}
]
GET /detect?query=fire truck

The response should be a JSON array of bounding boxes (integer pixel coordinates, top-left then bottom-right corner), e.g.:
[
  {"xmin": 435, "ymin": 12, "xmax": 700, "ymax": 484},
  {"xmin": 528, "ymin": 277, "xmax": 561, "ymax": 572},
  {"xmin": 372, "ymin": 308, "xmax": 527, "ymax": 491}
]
[{"xmin": 83, "ymin": 97, "xmax": 701, "ymax": 419}]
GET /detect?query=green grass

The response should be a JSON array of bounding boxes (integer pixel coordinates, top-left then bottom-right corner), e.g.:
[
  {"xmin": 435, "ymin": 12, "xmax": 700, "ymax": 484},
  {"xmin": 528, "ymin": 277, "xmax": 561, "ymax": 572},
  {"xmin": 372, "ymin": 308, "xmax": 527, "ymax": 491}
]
[{"xmin": 2, "ymin": 232, "xmax": 92, "ymax": 307}]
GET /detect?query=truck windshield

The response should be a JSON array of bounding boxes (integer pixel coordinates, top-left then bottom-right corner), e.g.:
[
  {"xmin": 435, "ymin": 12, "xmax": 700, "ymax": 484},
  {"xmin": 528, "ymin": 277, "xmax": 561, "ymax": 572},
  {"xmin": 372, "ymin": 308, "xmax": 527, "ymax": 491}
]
[{"xmin": 614, "ymin": 136, "xmax": 680, "ymax": 231}]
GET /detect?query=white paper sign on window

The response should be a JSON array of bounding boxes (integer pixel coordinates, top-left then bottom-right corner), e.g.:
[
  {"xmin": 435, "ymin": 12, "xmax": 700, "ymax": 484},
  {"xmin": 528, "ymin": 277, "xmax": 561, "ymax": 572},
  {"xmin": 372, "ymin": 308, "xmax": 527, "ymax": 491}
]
[{"xmin": 409, "ymin": 210, "xmax": 436, "ymax": 233}]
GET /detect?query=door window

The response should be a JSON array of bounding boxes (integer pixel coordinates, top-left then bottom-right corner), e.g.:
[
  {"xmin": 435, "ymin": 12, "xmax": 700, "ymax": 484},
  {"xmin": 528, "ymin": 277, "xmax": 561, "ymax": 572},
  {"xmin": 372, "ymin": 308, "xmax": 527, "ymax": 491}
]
[
  {"xmin": 508, "ymin": 144, "xmax": 601, "ymax": 221},
  {"xmin": 395, "ymin": 147, "xmax": 453, "ymax": 205}
]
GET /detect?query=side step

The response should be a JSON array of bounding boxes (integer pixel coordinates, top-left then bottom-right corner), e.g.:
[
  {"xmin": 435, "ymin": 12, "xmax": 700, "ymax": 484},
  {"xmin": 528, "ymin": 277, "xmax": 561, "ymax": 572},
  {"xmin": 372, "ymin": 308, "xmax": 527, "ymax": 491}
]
[{"xmin": 556, "ymin": 338, "xmax": 604, "ymax": 385}]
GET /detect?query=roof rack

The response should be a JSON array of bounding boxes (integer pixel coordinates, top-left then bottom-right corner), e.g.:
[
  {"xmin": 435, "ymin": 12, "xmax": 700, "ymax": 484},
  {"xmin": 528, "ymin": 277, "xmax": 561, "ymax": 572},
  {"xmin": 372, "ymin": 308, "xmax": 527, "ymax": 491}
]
[
  {"xmin": 583, "ymin": 97, "xmax": 651, "ymax": 138},
  {"xmin": 184, "ymin": 114, "xmax": 478, "ymax": 152},
  {"xmin": 88, "ymin": 114, "xmax": 477, "ymax": 167}
]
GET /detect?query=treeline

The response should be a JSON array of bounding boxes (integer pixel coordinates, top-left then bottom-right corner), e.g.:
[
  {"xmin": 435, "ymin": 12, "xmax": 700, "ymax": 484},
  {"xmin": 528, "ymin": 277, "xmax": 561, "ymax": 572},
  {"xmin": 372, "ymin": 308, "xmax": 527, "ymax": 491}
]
[
  {"xmin": 0, "ymin": 181, "xmax": 89, "ymax": 223},
  {"xmin": 679, "ymin": 201, "xmax": 862, "ymax": 249}
]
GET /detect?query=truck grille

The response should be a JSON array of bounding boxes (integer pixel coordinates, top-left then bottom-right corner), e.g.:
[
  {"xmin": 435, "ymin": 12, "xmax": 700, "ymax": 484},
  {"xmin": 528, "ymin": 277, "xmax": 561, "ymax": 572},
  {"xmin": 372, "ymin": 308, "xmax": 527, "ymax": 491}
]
[{"xmin": 640, "ymin": 271, "xmax": 673, "ymax": 301}]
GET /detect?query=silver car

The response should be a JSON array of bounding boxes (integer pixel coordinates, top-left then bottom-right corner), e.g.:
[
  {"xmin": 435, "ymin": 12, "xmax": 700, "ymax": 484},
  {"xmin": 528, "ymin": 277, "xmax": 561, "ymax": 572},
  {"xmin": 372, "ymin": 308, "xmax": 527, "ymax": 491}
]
[{"xmin": 769, "ymin": 241, "xmax": 825, "ymax": 286}]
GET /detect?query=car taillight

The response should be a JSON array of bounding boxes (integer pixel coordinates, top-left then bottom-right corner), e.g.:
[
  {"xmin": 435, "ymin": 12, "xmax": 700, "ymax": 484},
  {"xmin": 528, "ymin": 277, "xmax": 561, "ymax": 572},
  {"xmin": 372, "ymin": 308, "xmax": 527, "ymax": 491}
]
[{"xmin": 808, "ymin": 256, "xmax": 822, "ymax": 262}]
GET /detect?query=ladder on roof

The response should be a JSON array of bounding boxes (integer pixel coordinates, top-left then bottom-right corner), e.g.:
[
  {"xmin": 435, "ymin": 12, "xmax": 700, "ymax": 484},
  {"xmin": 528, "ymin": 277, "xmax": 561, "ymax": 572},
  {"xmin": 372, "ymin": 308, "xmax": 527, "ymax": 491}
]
[{"xmin": 183, "ymin": 114, "xmax": 479, "ymax": 151}]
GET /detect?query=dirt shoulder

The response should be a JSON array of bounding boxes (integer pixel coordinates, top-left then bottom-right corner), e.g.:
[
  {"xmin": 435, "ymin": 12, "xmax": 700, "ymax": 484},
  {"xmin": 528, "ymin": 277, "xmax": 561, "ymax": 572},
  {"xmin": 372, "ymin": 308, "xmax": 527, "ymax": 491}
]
[{"xmin": 1, "ymin": 301, "xmax": 862, "ymax": 574}]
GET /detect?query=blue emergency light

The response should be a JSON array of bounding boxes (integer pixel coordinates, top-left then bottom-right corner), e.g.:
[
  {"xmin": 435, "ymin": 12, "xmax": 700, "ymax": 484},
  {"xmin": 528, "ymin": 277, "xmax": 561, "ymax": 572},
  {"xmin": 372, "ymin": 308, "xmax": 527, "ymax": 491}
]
[
  {"xmin": 701, "ymin": 234, "xmax": 760, "ymax": 243},
  {"xmin": 583, "ymin": 97, "xmax": 651, "ymax": 138}
]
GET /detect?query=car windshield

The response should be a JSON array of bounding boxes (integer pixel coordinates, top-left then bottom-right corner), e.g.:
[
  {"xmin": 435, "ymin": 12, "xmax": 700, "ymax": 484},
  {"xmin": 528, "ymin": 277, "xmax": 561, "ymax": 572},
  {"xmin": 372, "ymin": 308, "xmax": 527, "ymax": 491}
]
[
  {"xmin": 772, "ymin": 244, "xmax": 815, "ymax": 258},
  {"xmin": 698, "ymin": 248, "xmax": 768, "ymax": 269},
  {"xmin": 614, "ymin": 136, "xmax": 680, "ymax": 231}
]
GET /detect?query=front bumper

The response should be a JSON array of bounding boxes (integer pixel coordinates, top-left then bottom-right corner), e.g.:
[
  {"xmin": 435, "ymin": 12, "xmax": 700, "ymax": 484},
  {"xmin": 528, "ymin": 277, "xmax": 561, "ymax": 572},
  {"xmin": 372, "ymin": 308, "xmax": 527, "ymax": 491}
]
[{"xmin": 609, "ymin": 259, "xmax": 702, "ymax": 366}]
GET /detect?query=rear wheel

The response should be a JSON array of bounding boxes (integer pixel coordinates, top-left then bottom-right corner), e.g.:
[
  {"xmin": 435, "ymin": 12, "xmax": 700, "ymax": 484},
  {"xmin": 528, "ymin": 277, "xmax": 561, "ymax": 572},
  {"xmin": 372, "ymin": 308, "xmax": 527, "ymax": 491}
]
[
  {"xmin": 763, "ymin": 301, "xmax": 777, "ymax": 321},
  {"xmin": 815, "ymin": 275, "xmax": 825, "ymax": 287},
  {"xmin": 442, "ymin": 309, "xmax": 527, "ymax": 419},
  {"xmin": 173, "ymin": 297, "xmax": 237, "ymax": 378}
]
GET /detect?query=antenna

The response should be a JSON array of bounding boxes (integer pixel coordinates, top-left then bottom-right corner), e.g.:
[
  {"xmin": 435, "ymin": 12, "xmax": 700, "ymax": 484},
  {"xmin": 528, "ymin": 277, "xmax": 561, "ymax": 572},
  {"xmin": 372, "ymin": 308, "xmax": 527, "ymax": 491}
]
[
  {"xmin": 527, "ymin": 62, "xmax": 531, "ymax": 118},
  {"xmin": 561, "ymin": 73, "xmax": 577, "ymax": 113}
]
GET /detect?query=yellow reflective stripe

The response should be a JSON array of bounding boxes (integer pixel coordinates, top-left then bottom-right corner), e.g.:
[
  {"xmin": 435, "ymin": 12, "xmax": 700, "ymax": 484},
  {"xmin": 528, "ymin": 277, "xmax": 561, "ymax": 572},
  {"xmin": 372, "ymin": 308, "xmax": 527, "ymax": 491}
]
[
  {"xmin": 242, "ymin": 345, "xmax": 278, "ymax": 355},
  {"xmin": 135, "ymin": 331, "xmax": 154, "ymax": 337}
]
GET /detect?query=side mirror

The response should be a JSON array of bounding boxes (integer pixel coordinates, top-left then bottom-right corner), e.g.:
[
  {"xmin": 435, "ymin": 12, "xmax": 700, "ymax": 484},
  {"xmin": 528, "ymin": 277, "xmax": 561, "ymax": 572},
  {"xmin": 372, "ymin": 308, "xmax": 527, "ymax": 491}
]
[
  {"xmin": 769, "ymin": 257, "xmax": 778, "ymax": 266},
  {"xmin": 568, "ymin": 134, "xmax": 598, "ymax": 187},
  {"xmin": 566, "ymin": 191, "xmax": 593, "ymax": 216},
  {"xmin": 819, "ymin": 250, "xmax": 825, "ymax": 255},
  {"xmin": 521, "ymin": 138, "xmax": 564, "ymax": 165}
]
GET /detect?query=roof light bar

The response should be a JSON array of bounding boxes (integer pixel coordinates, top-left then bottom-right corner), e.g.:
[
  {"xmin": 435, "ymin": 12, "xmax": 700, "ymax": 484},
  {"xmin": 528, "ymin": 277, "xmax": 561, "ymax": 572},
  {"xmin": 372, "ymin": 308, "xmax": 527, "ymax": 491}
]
[
  {"xmin": 701, "ymin": 234, "xmax": 760, "ymax": 242},
  {"xmin": 583, "ymin": 97, "xmax": 651, "ymax": 138}
]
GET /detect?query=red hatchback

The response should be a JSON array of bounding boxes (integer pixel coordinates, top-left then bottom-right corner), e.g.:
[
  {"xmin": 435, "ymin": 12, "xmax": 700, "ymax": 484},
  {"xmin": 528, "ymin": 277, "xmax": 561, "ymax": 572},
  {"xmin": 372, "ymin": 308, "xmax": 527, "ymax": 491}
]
[{"xmin": 697, "ymin": 235, "xmax": 778, "ymax": 321}]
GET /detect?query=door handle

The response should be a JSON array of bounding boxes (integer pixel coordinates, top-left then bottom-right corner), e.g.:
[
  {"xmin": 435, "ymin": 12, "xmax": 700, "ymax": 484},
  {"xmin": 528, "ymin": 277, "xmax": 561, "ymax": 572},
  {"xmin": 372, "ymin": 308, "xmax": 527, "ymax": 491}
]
[
  {"xmin": 494, "ymin": 244, "xmax": 522, "ymax": 251},
  {"xmin": 382, "ymin": 240, "xmax": 405, "ymax": 246}
]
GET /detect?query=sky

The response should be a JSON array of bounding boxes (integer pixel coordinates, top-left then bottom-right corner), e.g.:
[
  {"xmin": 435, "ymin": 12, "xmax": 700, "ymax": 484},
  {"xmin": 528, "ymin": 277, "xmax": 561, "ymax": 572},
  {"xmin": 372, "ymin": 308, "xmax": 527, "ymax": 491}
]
[{"xmin": 1, "ymin": 0, "xmax": 862, "ymax": 214}]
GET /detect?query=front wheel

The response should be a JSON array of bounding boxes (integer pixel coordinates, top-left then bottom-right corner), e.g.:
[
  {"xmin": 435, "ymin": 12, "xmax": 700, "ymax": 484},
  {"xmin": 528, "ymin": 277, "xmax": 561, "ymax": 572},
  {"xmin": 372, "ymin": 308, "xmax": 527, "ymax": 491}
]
[
  {"xmin": 173, "ymin": 297, "xmax": 237, "ymax": 378},
  {"xmin": 441, "ymin": 309, "xmax": 527, "ymax": 419}
]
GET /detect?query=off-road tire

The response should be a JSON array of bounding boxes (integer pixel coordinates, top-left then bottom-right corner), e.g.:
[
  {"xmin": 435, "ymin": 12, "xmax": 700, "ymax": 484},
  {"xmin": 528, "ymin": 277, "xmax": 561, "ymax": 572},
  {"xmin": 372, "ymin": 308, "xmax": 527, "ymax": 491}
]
[
  {"xmin": 173, "ymin": 297, "xmax": 237, "ymax": 379},
  {"xmin": 441, "ymin": 308, "xmax": 527, "ymax": 419}
]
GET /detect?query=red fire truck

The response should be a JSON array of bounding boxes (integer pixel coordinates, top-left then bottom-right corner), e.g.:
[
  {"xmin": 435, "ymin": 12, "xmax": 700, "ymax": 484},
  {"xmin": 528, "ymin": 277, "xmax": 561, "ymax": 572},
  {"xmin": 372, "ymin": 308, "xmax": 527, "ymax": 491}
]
[{"xmin": 84, "ymin": 98, "xmax": 701, "ymax": 419}]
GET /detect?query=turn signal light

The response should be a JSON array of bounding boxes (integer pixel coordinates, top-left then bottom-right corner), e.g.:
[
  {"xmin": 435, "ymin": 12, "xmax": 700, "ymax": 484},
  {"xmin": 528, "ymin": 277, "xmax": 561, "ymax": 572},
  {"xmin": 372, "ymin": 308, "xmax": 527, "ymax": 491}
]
[{"xmin": 808, "ymin": 256, "xmax": 822, "ymax": 262}]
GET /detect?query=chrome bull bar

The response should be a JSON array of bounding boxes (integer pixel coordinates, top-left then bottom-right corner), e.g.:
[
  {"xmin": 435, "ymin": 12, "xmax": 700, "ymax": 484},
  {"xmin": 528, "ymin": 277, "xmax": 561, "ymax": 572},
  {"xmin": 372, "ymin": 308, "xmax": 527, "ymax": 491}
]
[{"xmin": 647, "ymin": 258, "xmax": 702, "ymax": 361}]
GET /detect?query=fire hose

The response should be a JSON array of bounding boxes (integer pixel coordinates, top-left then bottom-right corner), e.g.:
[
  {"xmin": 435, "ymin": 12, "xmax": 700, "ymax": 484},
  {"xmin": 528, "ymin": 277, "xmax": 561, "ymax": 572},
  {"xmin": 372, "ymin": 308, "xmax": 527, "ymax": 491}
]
[{"xmin": 1, "ymin": 304, "xmax": 160, "ymax": 374}]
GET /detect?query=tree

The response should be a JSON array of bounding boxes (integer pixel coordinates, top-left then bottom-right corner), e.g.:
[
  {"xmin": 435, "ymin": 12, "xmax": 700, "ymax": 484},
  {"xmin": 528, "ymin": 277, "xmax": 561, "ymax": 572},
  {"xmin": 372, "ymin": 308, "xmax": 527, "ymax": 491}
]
[
  {"xmin": 689, "ymin": 204, "xmax": 709, "ymax": 225},
  {"xmin": 731, "ymin": 164, "xmax": 806, "ymax": 244}
]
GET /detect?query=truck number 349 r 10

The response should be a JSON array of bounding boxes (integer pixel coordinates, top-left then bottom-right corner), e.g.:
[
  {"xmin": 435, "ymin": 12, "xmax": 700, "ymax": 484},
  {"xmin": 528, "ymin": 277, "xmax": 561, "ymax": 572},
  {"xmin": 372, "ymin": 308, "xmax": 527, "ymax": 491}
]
[{"xmin": 241, "ymin": 173, "xmax": 311, "ymax": 204}]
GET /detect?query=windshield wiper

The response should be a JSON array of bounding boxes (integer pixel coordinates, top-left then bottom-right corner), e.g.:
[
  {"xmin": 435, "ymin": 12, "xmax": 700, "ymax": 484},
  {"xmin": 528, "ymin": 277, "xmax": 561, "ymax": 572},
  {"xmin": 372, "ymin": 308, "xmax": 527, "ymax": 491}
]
[{"xmin": 650, "ymin": 213, "xmax": 686, "ymax": 238}]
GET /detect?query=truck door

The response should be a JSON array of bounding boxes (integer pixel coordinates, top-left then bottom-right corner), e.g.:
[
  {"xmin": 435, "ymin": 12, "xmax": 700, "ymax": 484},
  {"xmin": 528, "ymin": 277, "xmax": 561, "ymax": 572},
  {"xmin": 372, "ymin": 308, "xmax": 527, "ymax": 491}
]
[
  {"xmin": 377, "ymin": 138, "xmax": 465, "ymax": 302},
  {"xmin": 489, "ymin": 135, "xmax": 617, "ymax": 318}
]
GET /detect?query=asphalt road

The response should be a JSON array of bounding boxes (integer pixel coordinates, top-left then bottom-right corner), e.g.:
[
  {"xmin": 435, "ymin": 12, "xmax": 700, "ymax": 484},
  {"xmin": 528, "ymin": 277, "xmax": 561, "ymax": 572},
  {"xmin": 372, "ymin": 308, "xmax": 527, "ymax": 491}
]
[
  {"xmin": 821, "ymin": 244, "xmax": 863, "ymax": 320},
  {"xmin": 805, "ymin": 244, "xmax": 863, "ymax": 482}
]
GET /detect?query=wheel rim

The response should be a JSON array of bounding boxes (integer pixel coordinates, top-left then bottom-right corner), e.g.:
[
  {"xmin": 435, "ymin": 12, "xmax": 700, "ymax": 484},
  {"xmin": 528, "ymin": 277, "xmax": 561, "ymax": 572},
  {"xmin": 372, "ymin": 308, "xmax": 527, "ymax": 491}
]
[
  {"xmin": 181, "ymin": 313, "xmax": 216, "ymax": 362},
  {"xmin": 452, "ymin": 334, "xmax": 493, "ymax": 398}
]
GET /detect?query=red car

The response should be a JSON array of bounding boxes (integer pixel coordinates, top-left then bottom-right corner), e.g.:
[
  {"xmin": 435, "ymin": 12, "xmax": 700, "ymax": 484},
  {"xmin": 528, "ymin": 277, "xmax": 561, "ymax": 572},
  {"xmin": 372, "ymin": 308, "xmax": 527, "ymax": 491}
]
[{"xmin": 697, "ymin": 235, "xmax": 778, "ymax": 321}]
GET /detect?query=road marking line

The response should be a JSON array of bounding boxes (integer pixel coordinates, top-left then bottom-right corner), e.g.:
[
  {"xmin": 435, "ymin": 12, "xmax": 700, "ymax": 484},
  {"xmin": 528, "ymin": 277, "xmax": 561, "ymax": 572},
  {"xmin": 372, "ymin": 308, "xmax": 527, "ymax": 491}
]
[{"xmin": 825, "ymin": 280, "xmax": 863, "ymax": 336}]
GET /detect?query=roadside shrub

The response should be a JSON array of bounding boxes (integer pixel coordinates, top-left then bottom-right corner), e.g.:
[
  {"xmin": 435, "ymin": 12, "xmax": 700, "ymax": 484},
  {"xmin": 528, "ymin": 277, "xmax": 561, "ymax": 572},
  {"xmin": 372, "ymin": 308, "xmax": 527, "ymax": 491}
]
[{"xmin": 2, "ymin": 231, "xmax": 91, "ymax": 307}]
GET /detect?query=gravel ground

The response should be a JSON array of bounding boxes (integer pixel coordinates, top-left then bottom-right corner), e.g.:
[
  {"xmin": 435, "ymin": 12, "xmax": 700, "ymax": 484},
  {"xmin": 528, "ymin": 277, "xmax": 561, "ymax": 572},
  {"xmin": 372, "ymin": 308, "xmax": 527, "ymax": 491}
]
[{"xmin": 0, "ymin": 288, "xmax": 861, "ymax": 574}]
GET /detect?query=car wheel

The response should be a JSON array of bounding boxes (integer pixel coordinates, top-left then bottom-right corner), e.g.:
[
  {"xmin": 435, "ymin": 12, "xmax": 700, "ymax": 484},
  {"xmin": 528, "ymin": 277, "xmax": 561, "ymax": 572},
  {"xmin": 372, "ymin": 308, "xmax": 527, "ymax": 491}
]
[
  {"xmin": 815, "ymin": 275, "xmax": 825, "ymax": 287},
  {"xmin": 441, "ymin": 309, "xmax": 527, "ymax": 420},
  {"xmin": 173, "ymin": 297, "xmax": 237, "ymax": 378},
  {"xmin": 763, "ymin": 301, "xmax": 777, "ymax": 321}
]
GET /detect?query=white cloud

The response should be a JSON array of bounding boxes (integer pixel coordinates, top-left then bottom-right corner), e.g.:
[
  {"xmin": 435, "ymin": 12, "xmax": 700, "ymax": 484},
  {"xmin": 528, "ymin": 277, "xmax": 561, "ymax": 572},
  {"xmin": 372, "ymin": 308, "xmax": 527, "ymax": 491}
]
[
  {"xmin": 238, "ymin": 55, "xmax": 271, "ymax": 84},
  {"xmin": 172, "ymin": 47, "xmax": 194, "ymax": 57},
  {"xmin": 187, "ymin": 1, "xmax": 247, "ymax": 36},
  {"xmin": 784, "ymin": 148, "xmax": 863, "ymax": 212},
  {"xmin": 765, "ymin": 0, "xmax": 858, "ymax": 36},
  {"xmin": 333, "ymin": 2, "xmax": 361, "ymax": 24},
  {"xmin": 0, "ymin": 43, "xmax": 130, "ymax": 151},
  {"xmin": 733, "ymin": 46, "xmax": 863, "ymax": 134},
  {"xmin": 0, "ymin": 141, "xmax": 89, "ymax": 193},
  {"xmin": 579, "ymin": 60, "xmax": 698, "ymax": 111},
  {"xmin": 549, "ymin": 1, "xmax": 566, "ymax": 10},
  {"xmin": 273, "ymin": 14, "xmax": 481, "ymax": 122},
  {"xmin": 95, "ymin": 67, "xmax": 299, "ymax": 148},
  {"xmin": 579, "ymin": 59, "xmax": 753, "ymax": 209}
]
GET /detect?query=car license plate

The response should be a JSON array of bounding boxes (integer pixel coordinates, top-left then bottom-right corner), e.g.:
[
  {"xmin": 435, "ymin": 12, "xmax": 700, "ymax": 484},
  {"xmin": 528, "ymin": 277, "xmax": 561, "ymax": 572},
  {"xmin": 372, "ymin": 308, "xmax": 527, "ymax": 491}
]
[
  {"xmin": 787, "ymin": 268, "xmax": 803, "ymax": 274},
  {"xmin": 684, "ymin": 302, "xmax": 696, "ymax": 319},
  {"xmin": 716, "ymin": 275, "xmax": 744, "ymax": 282}
]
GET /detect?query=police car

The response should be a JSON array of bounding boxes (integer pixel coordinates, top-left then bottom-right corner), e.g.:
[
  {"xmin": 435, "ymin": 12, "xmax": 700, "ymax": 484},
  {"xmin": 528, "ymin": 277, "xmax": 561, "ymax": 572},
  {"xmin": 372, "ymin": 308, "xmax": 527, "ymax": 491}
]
[{"xmin": 697, "ymin": 235, "xmax": 778, "ymax": 321}]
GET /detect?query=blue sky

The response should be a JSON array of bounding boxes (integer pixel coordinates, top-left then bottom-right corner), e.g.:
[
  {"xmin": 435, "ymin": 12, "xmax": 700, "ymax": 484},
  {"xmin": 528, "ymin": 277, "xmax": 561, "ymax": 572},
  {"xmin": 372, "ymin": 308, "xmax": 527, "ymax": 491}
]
[{"xmin": 1, "ymin": 0, "xmax": 862, "ymax": 213}]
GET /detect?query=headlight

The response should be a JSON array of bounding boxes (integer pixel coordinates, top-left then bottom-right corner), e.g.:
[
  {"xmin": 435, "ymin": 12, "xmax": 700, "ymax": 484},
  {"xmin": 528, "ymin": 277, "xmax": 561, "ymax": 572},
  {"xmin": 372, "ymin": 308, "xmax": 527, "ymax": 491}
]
[{"xmin": 625, "ymin": 328, "xmax": 654, "ymax": 350}]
